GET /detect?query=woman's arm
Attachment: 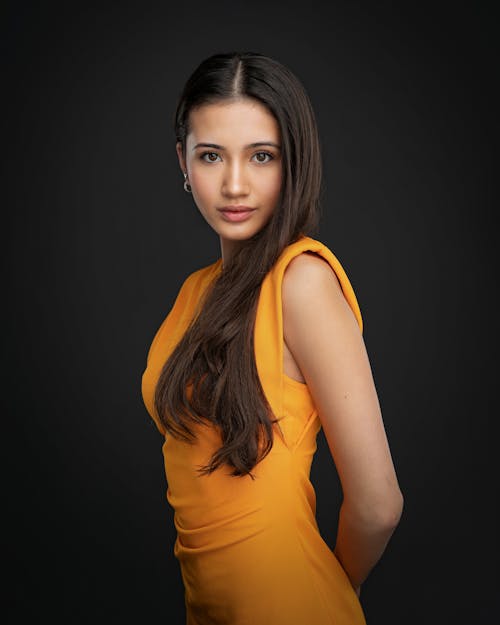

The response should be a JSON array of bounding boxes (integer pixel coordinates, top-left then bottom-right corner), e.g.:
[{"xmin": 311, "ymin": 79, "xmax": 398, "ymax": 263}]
[{"xmin": 282, "ymin": 252, "xmax": 404, "ymax": 591}]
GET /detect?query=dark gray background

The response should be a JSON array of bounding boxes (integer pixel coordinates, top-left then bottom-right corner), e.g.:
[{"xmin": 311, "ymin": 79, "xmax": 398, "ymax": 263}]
[{"xmin": 3, "ymin": 1, "xmax": 496, "ymax": 623}]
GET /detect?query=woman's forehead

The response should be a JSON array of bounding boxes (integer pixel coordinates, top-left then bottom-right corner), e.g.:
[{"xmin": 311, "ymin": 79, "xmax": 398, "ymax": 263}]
[{"xmin": 187, "ymin": 99, "xmax": 280, "ymax": 143}]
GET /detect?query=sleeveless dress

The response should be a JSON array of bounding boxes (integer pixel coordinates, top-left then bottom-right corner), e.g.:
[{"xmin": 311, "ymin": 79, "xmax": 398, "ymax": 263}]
[{"xmin": 141, "ymin": 235, "xmax": 367, "ymax": 625}]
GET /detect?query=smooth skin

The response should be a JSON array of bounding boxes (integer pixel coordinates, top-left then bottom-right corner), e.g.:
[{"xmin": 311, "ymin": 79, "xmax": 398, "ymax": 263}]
[
  {"xmin": 176, "ymin": 97, "xmax": 282, "ymax": 267},
  {"xmin": 282, "ymin": 253, "xmax": 404, "ymax": 595},
  {"xmin": 176, "ymin": 97, "xmax": 404, "ymax": 597}
]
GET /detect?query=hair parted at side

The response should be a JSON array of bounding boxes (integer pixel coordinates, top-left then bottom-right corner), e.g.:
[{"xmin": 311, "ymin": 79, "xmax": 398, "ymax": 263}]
[{"xmin": 154, "ymin": 51, "xmax": 323, "ymax": 479}]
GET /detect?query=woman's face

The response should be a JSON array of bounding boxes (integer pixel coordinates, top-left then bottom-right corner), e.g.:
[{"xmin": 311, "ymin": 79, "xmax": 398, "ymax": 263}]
[{"xmin": 176, "ymin": 98, "xmax": 282, "ymax": 253}]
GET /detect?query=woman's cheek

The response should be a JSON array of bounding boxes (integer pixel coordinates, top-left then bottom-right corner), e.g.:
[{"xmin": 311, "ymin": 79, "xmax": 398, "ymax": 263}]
[{"xmin": 190, "ymin": 169, "xmax": 215, "ymax": 201}]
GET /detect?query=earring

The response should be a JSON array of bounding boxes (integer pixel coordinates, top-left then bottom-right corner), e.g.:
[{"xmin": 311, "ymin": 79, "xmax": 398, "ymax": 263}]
[{"xmin": 183, "ymin": 172, "xmax": 192, "ymax": 193}]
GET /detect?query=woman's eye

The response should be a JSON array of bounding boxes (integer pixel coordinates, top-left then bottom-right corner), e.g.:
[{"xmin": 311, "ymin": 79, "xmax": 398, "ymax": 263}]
[
  {"xmin": 200, "ymin": 152, "xmax": 220, "ymax": 162},
  {"xmin": 253, "ymin": 152, "xmax": 273, "ymax": 164}
]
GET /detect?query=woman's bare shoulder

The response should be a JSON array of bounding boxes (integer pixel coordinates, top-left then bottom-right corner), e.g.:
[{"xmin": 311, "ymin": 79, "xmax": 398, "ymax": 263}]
[{"xmin": 282, "ymin": 250, "xmax": 343, "ymax": 299}]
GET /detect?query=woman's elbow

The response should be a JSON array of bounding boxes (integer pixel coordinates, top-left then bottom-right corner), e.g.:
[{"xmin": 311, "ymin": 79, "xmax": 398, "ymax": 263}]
[
  {"xmin": 355, "ymin": 489, "xmax": 404, "ymax": 530},
  {"xmin": 376, "ymin": 490, "xmax": 404, "ymax": 529},
  {"xmin": 344, "ymin": 486, "xmax": 404, "ymax": 530}
]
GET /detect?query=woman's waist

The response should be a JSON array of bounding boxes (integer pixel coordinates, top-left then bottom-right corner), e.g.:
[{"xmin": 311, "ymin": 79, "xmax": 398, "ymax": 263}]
[
  {"xmin": 172, "ymin": 504, "xmax": 270, "ymax": 554},
  {"xmin": 168, "ymin": 487, "xmax": 319, "ymax": 554}
]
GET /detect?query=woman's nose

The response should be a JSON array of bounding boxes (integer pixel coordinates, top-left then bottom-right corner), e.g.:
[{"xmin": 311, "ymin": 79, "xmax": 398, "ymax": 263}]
[{"xmin": 222, "ymin": 162, "xmax": 250, "ymax": 196}]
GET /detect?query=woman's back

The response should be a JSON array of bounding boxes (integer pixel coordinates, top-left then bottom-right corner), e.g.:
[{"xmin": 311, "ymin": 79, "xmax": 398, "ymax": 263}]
[{"xmin": 141, "ymin": 235, "xmax": 366, "ymax": 624}]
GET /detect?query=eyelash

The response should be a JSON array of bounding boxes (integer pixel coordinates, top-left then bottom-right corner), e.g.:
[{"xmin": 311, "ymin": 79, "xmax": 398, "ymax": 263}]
[{"xmin": 199, "ymin": 151, "xmax": 275, "ymax": 164}]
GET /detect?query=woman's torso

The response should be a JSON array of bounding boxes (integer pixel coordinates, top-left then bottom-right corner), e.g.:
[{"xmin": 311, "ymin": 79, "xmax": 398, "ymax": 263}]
[{"xmin": 141, "ymin": 235, "xmax": 366, "ymax": 624}]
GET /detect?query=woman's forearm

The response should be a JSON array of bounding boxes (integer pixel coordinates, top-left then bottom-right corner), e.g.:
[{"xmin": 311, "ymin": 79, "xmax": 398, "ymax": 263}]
[{"xmin": 333, "ymin": 500, "xmax": 402, "ymax": 590}]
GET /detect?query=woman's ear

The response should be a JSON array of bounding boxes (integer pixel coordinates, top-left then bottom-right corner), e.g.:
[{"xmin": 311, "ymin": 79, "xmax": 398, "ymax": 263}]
[{"xmin": 176, "ymin": 141, "xmax": 187, "ymax": 174}]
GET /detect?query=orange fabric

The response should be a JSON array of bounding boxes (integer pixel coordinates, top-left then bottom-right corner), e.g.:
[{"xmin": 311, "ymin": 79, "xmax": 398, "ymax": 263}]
[{"xmin": 141, "ymin": 235, "xmax": 366, "ymax": 624}]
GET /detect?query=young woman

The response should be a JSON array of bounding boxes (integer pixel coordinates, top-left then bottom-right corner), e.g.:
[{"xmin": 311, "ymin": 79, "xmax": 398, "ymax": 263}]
[{"xmin": 141, "ymin": 51, "xmax": 403, "ymax": 625}]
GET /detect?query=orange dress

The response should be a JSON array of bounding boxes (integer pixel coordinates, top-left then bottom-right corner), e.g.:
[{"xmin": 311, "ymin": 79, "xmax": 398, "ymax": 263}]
[{"xmin": 141, "ymin": 235, "xmax": 367, "ymax": 625}]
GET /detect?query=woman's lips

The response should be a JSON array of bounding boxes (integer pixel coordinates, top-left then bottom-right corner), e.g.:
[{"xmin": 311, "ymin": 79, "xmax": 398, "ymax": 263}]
[{"xmin": 218, "ymin": 208, "xmax": 256, "ymax": 222}]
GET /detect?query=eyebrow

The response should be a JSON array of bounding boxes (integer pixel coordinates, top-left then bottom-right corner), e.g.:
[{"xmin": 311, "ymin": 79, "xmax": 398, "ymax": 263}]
[{"xmin": 192, "ymin": 141, "xmax": 281, "ymax": 151}]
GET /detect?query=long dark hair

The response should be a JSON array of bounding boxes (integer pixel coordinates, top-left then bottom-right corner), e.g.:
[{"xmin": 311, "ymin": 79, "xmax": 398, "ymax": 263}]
[{"xmin": 154, "ymin": 51, "xmax": 322, "ymax": 479}]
